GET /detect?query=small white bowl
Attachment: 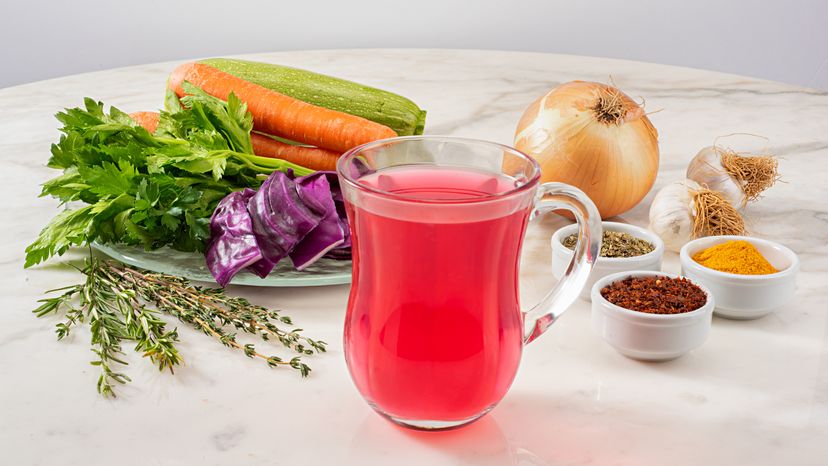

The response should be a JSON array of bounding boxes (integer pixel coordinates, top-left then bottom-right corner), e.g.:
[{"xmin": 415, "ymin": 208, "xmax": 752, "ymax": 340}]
[
  {"xmin": 591, "ymin": 271, "xmax": 714, "ymax": 361},
  {"xmin": 552, "ymin": 222, "xmax": 664, "ymax": 301},
  {"xmin": 680, "ymin": 236, "xmax": 799, "ymax": 320}
]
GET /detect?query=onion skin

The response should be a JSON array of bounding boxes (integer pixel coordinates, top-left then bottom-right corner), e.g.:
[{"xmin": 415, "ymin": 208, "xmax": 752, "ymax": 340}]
[
  {"xmin": 514, "ymin": 81, "xmax": 659, "ymax": 219},
  {"xmin": 686, "ymin": 146, "xmax": 746, "ymax": 208}
]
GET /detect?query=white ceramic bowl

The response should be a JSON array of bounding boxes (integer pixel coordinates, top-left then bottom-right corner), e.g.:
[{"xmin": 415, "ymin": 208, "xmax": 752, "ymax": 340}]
[
  {"xmin": 680, "ymin": 235, "xmax": 799, "ymax": 320},
  {"xmin": 552, "ymin": 222, "xmax": 664, "ymax": 301},
  {"xmin": 591, "ymin": 271, "xmax": 714, "ymax": 361}
]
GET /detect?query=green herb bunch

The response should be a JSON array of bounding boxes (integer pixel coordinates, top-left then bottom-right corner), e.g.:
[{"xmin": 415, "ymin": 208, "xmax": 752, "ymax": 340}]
[
  {"xmin": 36, "ymin": 255, "xmax": 327, "ymax": 397},
  {"xmin": 25, "ymin": 85, "xmax": 311, "ymax": 268}
]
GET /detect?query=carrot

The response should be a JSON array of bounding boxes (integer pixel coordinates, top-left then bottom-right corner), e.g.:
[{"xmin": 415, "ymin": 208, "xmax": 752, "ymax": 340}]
[
  {"xmin": 250, "ymin": 133, "xmax": 339, "ymax": 171},
  {"xmin": 130, "ymin": 111, "xmax": 160, "ymax": 133},
  {"xmin": 129, "ymin": 111, "xmax": 338, "ymax": 171},
  {"xmin": 168, "ymin": 62, "xmax": 396, "ymax": 153}
]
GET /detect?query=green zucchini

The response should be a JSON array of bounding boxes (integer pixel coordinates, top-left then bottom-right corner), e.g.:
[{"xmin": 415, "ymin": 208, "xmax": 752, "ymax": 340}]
[{"xmin": 199, "ymin": 58, "xmax": 426, "ymax": 136}]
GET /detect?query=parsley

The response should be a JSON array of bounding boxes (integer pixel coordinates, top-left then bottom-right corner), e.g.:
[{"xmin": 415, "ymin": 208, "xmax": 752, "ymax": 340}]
[{"xmin": 25, "ymin": 84, "xmax": 312, "ymax": 267}]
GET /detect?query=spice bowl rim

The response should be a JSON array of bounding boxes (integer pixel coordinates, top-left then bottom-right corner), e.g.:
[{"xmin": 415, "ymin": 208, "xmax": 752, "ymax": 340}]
[
  {"xmin": 590, "ymin": 270, "xmax": 715, "ymax": 322},
  {"xmin": 679, "ymin": 235, "xmax": 799, "ymax": 282},
  {"xmin": 591, "ymin": 270, "xmax": 715, "ymax": 361},
  {"xmin": 552, "ymin": 221, "xmax": 665, "ymax": 264}
]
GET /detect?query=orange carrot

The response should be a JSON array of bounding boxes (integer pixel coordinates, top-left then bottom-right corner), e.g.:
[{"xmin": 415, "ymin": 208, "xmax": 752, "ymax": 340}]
[
  {"xmin": 129, "ymin": 111, "xmax": 338, "ymax": 171},
  {"xmin": 168, "ymin": 62, "xmax": 396, "ymax": 153},
  {"xmin": 250, "ymin": 133, "xmax": 339, "ymax": 171},
  {"xmin": 130, "ymin": 111, "xmax": 160, "ymax": 133}
]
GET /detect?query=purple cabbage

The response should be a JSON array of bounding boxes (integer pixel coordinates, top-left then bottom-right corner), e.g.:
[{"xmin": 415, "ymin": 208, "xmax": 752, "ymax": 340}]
[
  {"xmin": 289, "ymin": 173, "xmax": 345, "ymax": 270},
  {"xmin": 246, "ymin": 255, "xmax": 275, "ymax": 279},
  {"xmin": 248, "ymin": 172, "xmax": 323, "ymax": 265},
  {"xmin": 205, "ymin": 170, "xmax": 353, "ymax": 286},
  {"xmin": 324, "ymin": 247, "xmax": 352, "ymax": 260},
  {"xmin": 323, "ymin": 173, "xmax": 351, "ymax": 250},
  {"xmin": 205, "ymin": 188, "xmax": 262, "ymax": 287}
]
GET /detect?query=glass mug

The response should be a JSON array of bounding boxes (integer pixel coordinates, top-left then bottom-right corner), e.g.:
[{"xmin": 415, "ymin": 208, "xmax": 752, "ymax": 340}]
[{"xmin": 337, "ymin": 136, "xmax": 601, "ymax": 430}]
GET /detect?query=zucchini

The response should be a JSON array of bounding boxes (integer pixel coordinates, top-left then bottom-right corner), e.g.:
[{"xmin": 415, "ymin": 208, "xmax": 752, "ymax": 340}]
[{"xmin": 200, "ymin": 58, "xmax": 426, "ymax": 136}]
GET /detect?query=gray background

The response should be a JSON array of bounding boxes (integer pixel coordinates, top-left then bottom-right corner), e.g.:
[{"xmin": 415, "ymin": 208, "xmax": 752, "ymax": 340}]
[{"xmin": 4, "ymin": 0, "xmax": 827, "ymax": 89}]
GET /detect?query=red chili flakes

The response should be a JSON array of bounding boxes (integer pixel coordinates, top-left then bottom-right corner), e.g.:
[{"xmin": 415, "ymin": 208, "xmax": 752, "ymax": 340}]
[{"xmin": 600, "ymin": 276, "xmax": 707, "ymax": 314}]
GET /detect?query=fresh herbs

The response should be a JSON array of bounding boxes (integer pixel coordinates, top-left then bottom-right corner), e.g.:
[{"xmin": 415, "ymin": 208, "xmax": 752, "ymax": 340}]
[
  {"xmin": 35, "ymin": 255, "xmax": 326, "ymax": 397},
  {"xmin": 25, "ymin": 84, "xmax": 313, "ymax": 268}
]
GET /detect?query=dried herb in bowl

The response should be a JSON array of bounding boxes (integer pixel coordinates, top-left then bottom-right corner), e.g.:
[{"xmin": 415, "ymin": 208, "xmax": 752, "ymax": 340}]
[
  {"xmin": 564, "ymin": 230, "xmax": 654, "ymax": 258},
  {"xmin": 600, "ymin": 276, "xmax": 707, "ymax": 314}
]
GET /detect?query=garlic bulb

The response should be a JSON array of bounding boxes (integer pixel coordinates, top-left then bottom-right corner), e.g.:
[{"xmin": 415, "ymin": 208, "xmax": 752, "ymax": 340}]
[
  {"xmin": 686, "ymin": 146, "xmax": 778, "ymax": 209},
  {"xmin": 514, "ymin": 81, "xmax": 659, "ymax": 219},
  {"xmin": 686, "ymin": 147, "xmax": 745, "ymax": 207},
  {"xmin": 649, "ymin": 180, "xmax": 698, "ymax": 252},
  {"xmin": 649, "ymin": 179, "xmax": 746, "ymax": 252}
]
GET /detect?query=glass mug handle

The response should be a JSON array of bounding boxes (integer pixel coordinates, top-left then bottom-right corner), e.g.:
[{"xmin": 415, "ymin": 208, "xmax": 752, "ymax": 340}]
[{"xmin": 523, "ymin": 182, "xmax": 602, "ymax": 344}]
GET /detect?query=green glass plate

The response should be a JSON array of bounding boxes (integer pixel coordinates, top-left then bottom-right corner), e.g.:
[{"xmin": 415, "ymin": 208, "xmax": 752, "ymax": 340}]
[{"xmin": 91, "ymin": 242, "xmax": 352, "ymax": 287}]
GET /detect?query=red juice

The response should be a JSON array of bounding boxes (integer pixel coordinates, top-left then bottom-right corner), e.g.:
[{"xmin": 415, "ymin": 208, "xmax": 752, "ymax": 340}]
[{"xmin": 343, "ymin": 166, "xmax": 531, "ymax": 422}]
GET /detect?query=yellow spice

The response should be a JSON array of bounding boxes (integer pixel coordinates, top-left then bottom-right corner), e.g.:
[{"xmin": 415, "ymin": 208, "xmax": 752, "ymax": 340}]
[{"xmin": 692, "ymin": 240, "xmax": 779, "ymax": 275}]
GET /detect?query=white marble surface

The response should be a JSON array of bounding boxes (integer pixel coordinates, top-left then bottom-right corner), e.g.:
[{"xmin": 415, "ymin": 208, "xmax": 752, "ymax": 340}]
[{"xmin": 1, "ymin": 49, "xmax": 827, "ymax": 466}]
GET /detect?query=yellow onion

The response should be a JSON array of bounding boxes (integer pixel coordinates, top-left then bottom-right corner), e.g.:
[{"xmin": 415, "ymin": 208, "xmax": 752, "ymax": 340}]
[{"xmin": 514, "ymin": 81, "xmax": 659, "ymax": 219}]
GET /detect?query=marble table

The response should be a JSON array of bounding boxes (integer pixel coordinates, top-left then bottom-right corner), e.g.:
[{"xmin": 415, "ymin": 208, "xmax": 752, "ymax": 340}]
[{"xmin": 1, "ymin": 50, "xmax": 826, "ymax": 466}]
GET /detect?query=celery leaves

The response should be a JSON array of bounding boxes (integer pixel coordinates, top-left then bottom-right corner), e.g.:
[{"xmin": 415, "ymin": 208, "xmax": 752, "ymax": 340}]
[{"xmin": 26, "ymin": 85, "xmax": 312, "ymax": 268}]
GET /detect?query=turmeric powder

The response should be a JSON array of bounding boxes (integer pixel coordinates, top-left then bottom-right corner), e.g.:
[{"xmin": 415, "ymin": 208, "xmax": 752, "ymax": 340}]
[{"xmin": 692, "ymin": 240, "xmax": 778, "ymax": 275}]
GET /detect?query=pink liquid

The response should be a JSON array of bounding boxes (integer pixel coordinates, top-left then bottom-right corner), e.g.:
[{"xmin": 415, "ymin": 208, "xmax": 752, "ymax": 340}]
[{"xmin": 344, "ymin": 166, "xmax": 530, "ymax": 422}]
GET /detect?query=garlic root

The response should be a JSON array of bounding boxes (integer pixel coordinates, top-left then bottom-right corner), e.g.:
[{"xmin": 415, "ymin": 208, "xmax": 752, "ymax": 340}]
[
  {"xmin": 649, "ymin": 179, "xmax": 747, "ymax": 252},
  {"xmin": 719, "ymin": 149, "xmax": 779, "ymax": 202},
  {"xmin": 692, "ymin": 187, "xmax": 746, "ymax": 238}
]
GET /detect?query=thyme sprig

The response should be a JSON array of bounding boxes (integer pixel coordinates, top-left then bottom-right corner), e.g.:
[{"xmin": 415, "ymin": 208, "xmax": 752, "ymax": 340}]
[{"xmin": 34, "ymin": 256, "xmax": 326, "ymax": 397}]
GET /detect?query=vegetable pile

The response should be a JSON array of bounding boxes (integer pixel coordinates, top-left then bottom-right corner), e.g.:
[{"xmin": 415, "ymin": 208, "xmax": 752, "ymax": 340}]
[
  {"xmin": 25, "ymin": 58, "xmax": 426, "ymax": 395},
  {"xmin": 26, "ymin": 59, "xmax": 427, "ymax": 284}
]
